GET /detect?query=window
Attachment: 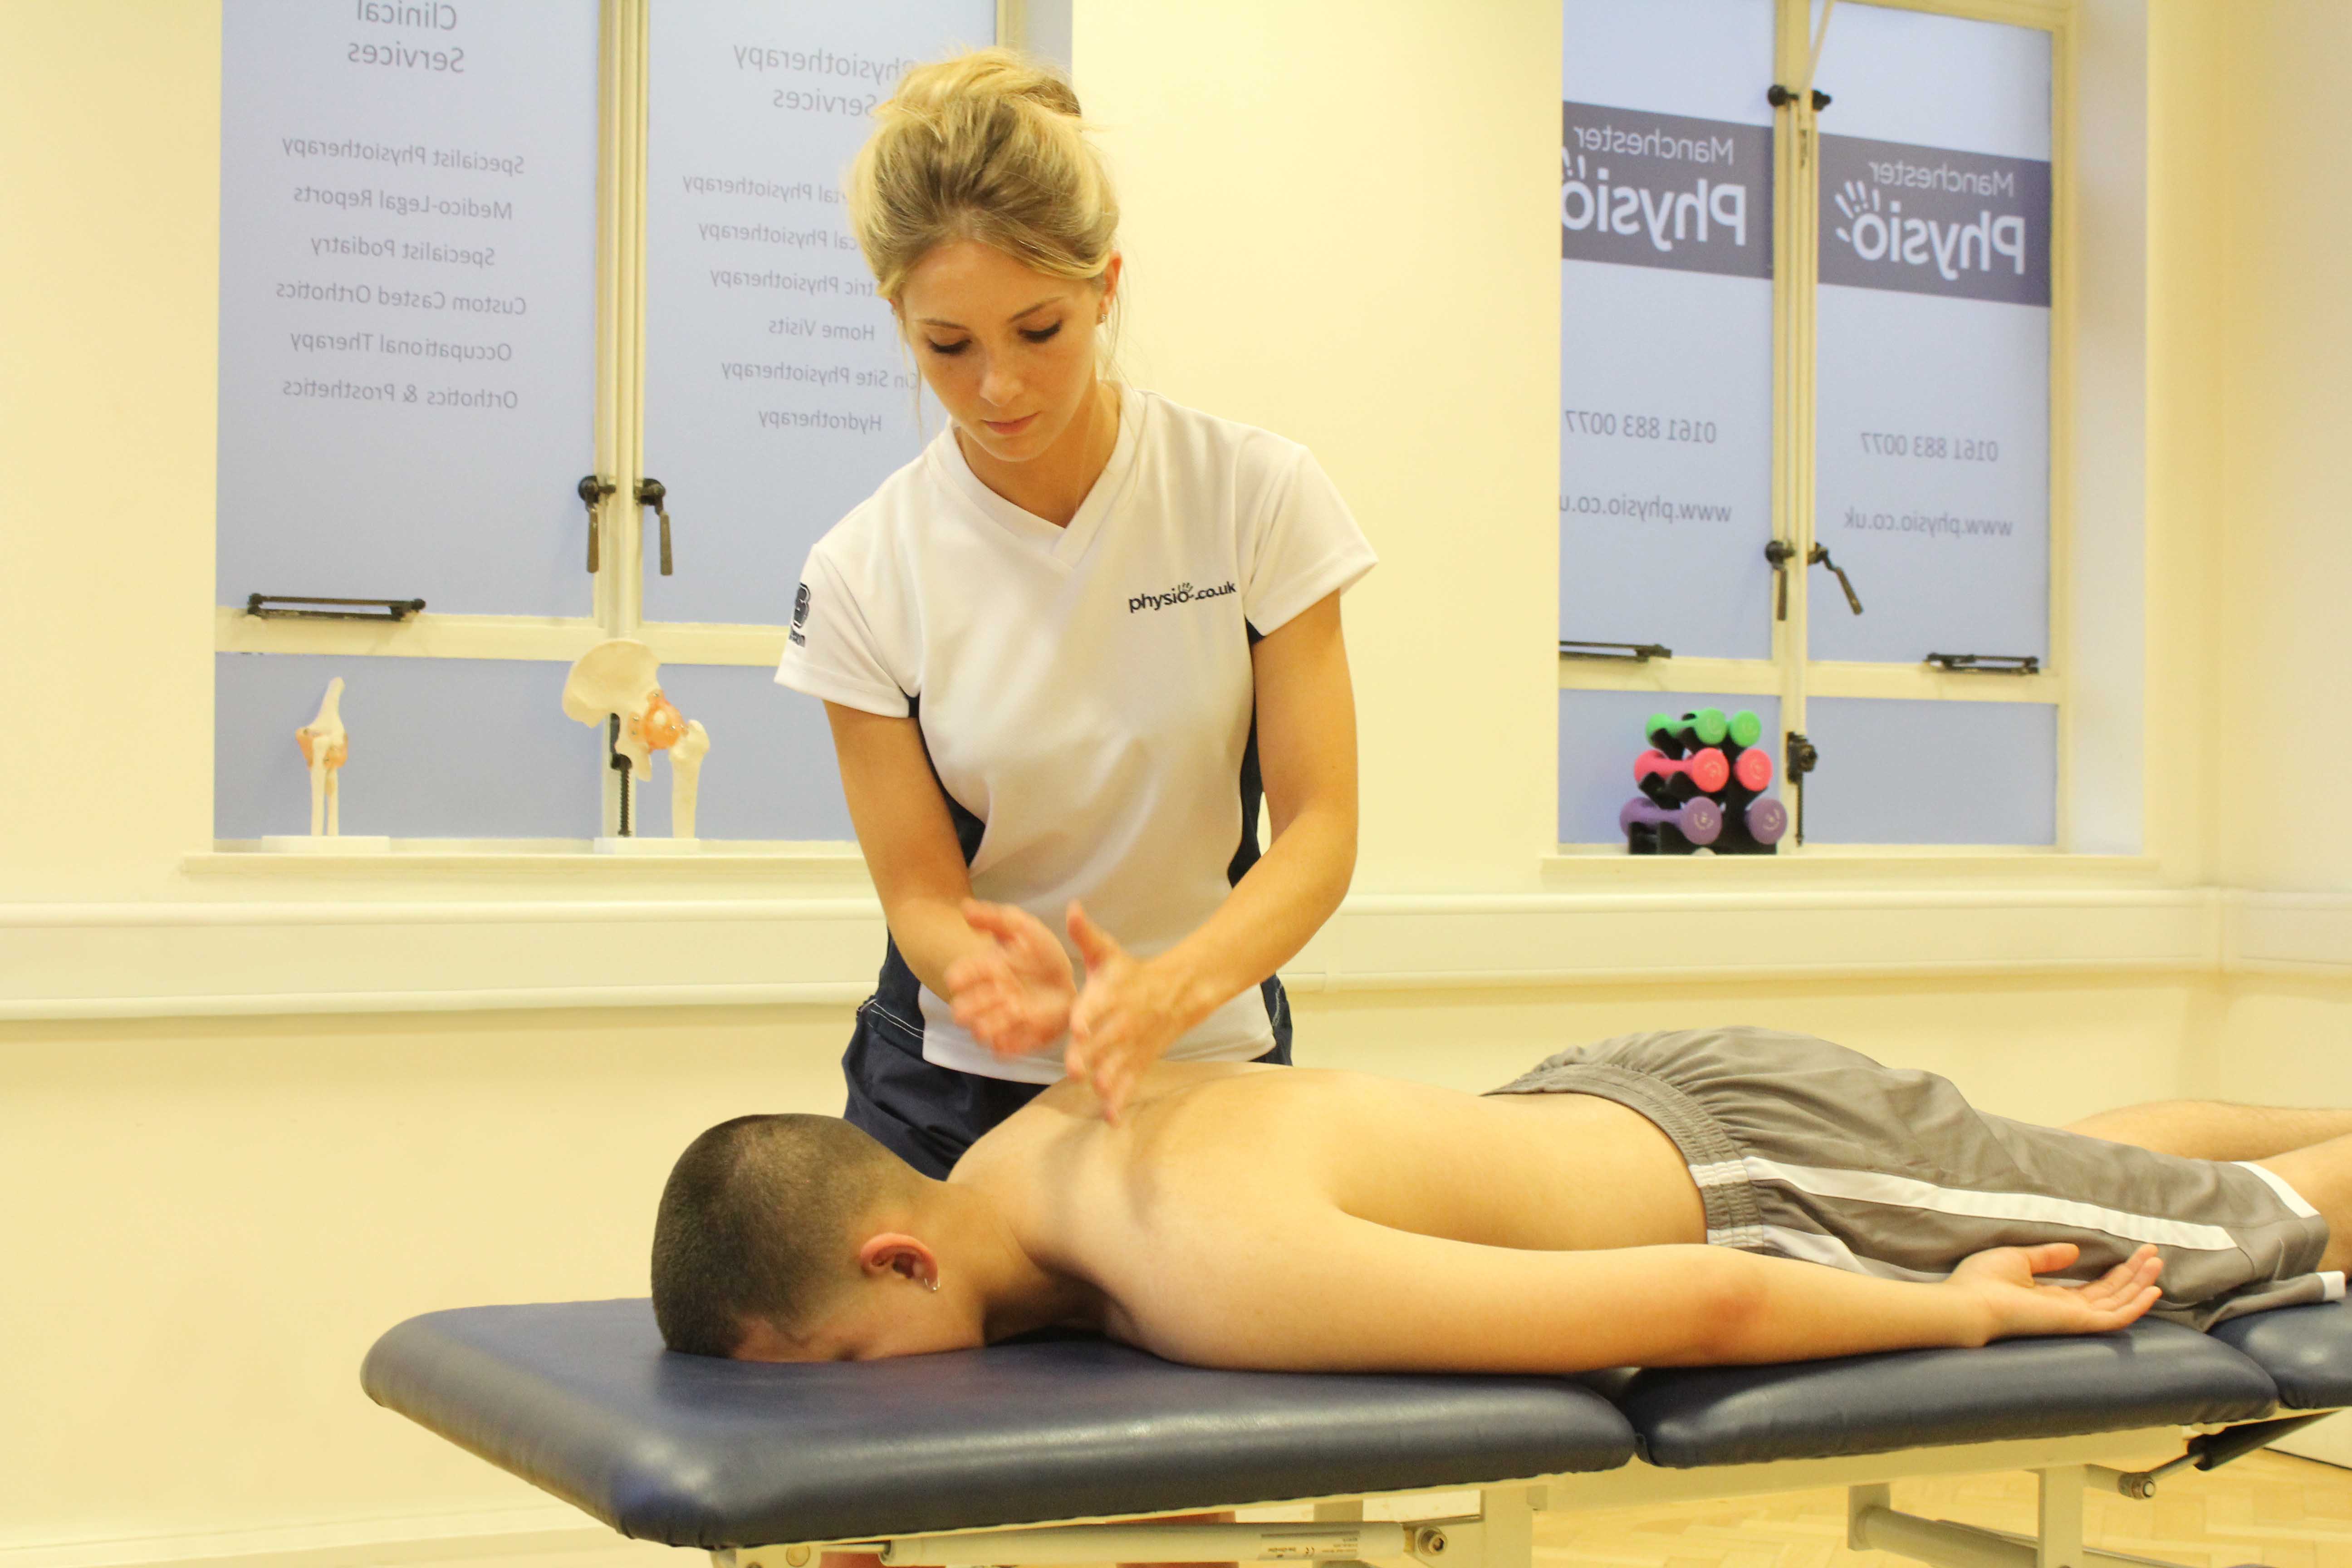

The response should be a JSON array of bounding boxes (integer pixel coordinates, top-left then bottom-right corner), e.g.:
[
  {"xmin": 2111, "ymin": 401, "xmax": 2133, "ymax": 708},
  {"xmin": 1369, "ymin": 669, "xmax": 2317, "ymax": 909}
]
[
  {"xmin": 213, "ymin": 0, "xmax": 1000, "ymax": 848},
  {"xmin": 1558, "ymin": 0, "xmax": 2069, "ymax": 851}
]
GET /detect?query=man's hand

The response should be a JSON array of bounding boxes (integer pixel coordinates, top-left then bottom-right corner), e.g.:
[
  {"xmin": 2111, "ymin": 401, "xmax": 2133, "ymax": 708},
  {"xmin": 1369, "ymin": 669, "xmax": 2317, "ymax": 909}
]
[
  {"xmin": 1066, "ymin": 902, "xmax": 1206, "ymax": 1123},
  {"xmin": 943, "ymin": 900, "xmax": 1077, "ymax": 1057},
  {"xmin": 1948, "ymin": 1242, "xmax": 2164, "ymax": 1343}
]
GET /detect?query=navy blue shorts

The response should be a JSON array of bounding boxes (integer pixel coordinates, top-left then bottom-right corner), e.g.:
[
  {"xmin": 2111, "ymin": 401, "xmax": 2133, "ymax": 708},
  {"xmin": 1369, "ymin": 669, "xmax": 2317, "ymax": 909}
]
[{"xmin": 841, "ymin": 983, "xmax": 1294, "ymax": 1179}]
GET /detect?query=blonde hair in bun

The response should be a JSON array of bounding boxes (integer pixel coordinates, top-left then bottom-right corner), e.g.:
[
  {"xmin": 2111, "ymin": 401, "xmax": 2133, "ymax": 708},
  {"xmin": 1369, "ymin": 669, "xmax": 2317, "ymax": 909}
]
[{"xmin": 848, "ymin": 48, "xmax": 1120, "ymax": 316}]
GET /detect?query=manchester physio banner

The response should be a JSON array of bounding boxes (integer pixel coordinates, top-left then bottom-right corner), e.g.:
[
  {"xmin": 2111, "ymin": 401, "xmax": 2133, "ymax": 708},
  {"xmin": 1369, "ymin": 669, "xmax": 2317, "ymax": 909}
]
[
  {"xmin": 1810, "ymin": 7, "xmax": 2053, "ymax": 664},
  {"xmin": 1559, "ymin": 0, "xmax": 1777, "ymax": 660},
  {"xmin": 217, "ymin": 0, "xmax": 600, "ymax": 617},
  {"xmin": 641, "ymin": 0, "xmax": 992, "ymax": 628}
]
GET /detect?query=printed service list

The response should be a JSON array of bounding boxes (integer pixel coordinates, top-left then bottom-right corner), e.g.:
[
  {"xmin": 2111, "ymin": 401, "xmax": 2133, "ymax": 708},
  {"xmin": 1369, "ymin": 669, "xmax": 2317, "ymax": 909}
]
[
  {"xmin": 218, "ymin": 0, "xmax": 600, "ymax": 617},
  {"xmin": 642, "ymin": 0, "xmax": 995, "ymax": 628}
]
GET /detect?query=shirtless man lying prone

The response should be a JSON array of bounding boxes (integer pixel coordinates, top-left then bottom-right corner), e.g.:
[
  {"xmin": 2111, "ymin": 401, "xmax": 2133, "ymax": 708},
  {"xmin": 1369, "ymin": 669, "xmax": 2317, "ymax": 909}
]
[{"xmin": 651, "ymin": 1028, "xmax": 2352, "ymax": 1372}]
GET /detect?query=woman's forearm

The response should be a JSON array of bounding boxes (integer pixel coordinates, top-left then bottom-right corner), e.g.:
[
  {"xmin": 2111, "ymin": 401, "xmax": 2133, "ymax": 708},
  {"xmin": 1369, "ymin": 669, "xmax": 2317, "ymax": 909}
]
[
  {"xmin": 882, "ymin": 892, "xmax": 999, "ymax": 1001},
  {"xmin": 1155, "ymin": 799, "xmax": 1355, "ymax": 1026}
]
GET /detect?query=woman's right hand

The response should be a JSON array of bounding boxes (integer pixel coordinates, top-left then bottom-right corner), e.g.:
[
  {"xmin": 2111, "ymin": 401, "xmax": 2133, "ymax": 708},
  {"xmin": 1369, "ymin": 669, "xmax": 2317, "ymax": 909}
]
[{"xmin": 945, "ymin": 899, "xmax": 1078, "ymax": 1056}]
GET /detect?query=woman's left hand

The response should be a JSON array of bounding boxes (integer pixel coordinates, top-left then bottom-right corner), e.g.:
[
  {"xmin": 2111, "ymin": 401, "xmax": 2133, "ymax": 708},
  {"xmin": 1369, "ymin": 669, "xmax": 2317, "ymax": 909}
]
[{"xmin": 1064, "ymin": 902, "xmax": 1207, "ymax": 1123}]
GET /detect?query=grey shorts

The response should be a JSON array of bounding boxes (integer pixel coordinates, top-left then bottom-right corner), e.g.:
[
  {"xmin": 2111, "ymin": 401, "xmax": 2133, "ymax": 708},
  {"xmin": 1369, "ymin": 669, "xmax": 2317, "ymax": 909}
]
[{"xmin": 1487, "ymin": 1026, "xmax": 2342, "ymax": 1331}]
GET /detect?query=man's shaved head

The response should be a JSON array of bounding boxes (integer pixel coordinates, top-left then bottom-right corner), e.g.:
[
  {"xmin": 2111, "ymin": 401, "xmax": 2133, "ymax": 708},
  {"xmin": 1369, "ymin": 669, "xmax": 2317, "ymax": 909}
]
[{"xmin": 651, "ymin": 1114, "xmax": 916, "ymax": 1357}]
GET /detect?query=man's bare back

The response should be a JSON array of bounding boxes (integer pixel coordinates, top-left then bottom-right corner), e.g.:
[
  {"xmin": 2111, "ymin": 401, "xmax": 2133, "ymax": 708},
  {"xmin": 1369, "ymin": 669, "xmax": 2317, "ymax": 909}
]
[
  {"xmin": 957, "ymin": 1059, "xmax": 1704, "ymax": 1259},
  {"xmin": 934, "ymin": 1056, "xmax": 2151, "ymax": 1374}
]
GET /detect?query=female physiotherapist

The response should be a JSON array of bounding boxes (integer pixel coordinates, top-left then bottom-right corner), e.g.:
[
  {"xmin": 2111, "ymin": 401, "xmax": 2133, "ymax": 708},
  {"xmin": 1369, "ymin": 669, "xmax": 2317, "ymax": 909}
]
[{"xmin": 775, "ymin": 50, "xmax": 1377, "ymax": 1179}]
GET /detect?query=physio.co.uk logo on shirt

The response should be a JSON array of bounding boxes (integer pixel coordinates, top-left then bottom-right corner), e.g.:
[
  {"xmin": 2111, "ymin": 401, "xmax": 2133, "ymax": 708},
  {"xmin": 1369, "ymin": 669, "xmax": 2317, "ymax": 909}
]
[
  {"xmin": 1560, "ymin": 103, "xmax": 1773, "ymax": 280},
  {"xmin": 1128, "ymin": 579, "xmax": 1238, "ymax": 615},
  {"xmin": 1818, "ymin": 134, "xmax": 2051, "ymax": 307}
]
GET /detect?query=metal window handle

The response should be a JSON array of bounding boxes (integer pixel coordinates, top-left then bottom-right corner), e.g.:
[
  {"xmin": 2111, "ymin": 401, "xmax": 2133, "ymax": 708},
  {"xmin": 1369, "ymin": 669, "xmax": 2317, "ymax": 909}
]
[
  {"xmin": 577, "ymin": 475, "xmax": 616, "ymax": 573},
  {"xmin": 637, "ymin": 477, "xmax": 673, "ymax": 575},
  {"xmin": 1764, "ymin": 539, "xmax": 1795, "ymax": 621},
  {"xmin": 1785, "ymin": 730, "xmax": 1820, "ymax": 847},
  {"xmin": 1808, "ymin": 544, "xmax": 1863, "ymax": 614}
]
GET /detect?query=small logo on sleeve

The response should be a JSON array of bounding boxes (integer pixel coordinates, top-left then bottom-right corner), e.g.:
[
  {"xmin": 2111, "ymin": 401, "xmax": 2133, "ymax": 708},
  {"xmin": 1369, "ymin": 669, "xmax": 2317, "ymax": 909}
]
[
  {"xmin": 1128, "ymin": 579, "xmax": 1238, "ymax": 615},
  {"xmin": 789, "ymin": 581, "xmax": 811, "ymax": 645}
]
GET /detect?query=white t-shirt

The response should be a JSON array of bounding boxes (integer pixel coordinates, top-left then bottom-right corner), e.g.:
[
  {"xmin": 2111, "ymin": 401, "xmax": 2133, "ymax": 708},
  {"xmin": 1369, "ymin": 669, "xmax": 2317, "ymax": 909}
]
[{"xmin": 775, "ymin": 387, "xmax": 1377, "ymax": 1082}]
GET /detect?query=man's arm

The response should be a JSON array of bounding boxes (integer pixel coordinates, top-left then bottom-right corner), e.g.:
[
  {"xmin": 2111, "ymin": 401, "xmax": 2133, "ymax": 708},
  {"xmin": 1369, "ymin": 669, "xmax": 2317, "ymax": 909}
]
[{"xmin": 1124, "ymin": 1212, "xmax": 2160, "ymax": 1376}]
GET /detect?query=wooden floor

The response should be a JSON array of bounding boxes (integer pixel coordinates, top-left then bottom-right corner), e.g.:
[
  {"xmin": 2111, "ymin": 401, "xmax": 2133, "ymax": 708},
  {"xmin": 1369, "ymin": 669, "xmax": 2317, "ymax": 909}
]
[{"xmin": 1523, "ymin": 1450, "xmax": 2352, "ymax": 1568}]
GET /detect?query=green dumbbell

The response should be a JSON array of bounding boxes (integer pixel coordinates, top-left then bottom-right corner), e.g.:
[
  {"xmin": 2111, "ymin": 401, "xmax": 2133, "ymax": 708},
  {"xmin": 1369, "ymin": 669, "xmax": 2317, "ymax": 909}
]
[{"xmin": 1644, "ymin": 707, "xmax": 1764, "ymax": 758}]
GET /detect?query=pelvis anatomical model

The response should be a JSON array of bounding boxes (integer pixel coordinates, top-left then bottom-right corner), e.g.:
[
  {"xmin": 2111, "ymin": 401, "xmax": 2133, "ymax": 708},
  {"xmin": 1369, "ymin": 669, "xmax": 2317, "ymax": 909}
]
[
  {"xmin": 560, "ymin": 639, "xmax": 711, "ymax": 837},
  {"xmin": 296, "ymin": 677, "xmax": 350, "ymax": 836}
]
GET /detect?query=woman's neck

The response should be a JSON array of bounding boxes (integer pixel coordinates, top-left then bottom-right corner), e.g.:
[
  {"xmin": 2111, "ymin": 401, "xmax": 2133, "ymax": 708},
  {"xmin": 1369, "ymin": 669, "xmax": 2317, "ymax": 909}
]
[{"xmin": 956, "ymin": 379, "xmax": 1121, "ymax": 528}]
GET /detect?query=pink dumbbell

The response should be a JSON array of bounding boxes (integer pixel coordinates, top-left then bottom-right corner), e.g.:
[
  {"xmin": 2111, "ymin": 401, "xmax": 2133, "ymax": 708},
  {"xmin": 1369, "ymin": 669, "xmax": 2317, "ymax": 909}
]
[
  {"xmin": 1636, "ymin": 746, "xmax": 1729, "ymax": 800},
  {"xmin": 1733, "ymin": 746, "xmax": 1773, "ymax": 793}
]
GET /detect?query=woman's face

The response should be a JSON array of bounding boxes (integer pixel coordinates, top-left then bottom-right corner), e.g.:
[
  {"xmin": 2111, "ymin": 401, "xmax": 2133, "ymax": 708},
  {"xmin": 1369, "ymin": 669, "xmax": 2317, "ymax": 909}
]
[{"xmin": 896, "ymin": 238, "xmax": 1117, "ymax": 466}]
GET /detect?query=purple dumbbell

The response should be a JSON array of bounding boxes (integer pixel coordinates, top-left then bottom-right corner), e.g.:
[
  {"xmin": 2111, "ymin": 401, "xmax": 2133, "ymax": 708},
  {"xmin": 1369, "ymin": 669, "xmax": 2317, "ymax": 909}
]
[
  {"xmin": 1744, "ymin": 796, "xmax": 1788, "ymax": 847},
  {"xmin": 1620, "ymin": 794, "xmax": 1723, "ymax": 847}
]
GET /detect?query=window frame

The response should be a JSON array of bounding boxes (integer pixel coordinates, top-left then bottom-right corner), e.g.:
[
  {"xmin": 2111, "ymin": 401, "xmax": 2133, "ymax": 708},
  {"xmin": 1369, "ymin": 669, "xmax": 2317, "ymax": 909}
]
[
  {"xmin": 1556, "ymin": 0, "xmax": 2078, "ymax": 854},
  {"xmin": 210, "ymin": 0, "xmax": 1057, "ymax": 851}
]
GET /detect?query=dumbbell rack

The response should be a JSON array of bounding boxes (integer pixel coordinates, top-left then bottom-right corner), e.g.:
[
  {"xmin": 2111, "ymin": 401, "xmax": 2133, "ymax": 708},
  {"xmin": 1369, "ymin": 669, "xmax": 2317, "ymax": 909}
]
[{"xmin": 1622, "ymin": 708, "xmax": 1788, "ymax": 855}]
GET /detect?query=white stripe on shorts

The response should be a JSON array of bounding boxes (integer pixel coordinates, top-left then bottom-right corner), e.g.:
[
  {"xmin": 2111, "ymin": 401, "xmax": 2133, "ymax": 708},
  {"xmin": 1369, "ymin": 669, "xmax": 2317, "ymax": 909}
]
[
  {"xmin": 1742, "ymin": 1155, "xmax": 2242, "ymax": 1252},
  {"xmin": 1711, "ymin": 1220, "xmax": 1950, "ymax": 1283},
  {"xmin": 2234, "ymin": 1160, "xmax": 2321, "ymax": 1219},
  {"xmin": 1688, "ymin": 1159, "xmax": 1746, "ymax": 1190}
]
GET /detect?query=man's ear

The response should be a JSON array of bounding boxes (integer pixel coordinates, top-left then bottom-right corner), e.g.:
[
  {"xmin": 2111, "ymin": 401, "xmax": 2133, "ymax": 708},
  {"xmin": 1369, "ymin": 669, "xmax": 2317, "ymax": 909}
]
[{"xmin": 857, "ymin": 1231, "xmax": 939, "ymax": 1290}]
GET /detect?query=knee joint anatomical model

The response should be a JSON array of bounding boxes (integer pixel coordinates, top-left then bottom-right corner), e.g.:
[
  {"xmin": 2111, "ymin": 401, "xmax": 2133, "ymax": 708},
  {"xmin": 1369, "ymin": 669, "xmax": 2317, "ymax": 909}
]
[
  {"xmin": 561, "ymin": 639, "xmax": 711, "ymax": 838},
  {"xmin": 296, "ymin": 677, "xmax": 350, "ymax": 836}
]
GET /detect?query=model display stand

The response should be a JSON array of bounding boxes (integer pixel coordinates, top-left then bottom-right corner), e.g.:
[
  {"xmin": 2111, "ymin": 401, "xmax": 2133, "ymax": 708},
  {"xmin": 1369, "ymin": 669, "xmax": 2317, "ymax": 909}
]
[
  {"xmin": 262, "ymin": 676, "xmax": 391, "ymax": 853},
  {"xmin": 1622, "ymin": 707, "xmax": 1787, "ymax": 855}
]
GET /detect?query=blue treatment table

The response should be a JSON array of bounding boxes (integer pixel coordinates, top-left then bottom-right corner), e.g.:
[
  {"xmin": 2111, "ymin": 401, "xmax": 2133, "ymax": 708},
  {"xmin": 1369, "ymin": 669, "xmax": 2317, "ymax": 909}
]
[{"xmin": 364, "ymin": 1299, "xmax": 2352, "ymax": 1568}]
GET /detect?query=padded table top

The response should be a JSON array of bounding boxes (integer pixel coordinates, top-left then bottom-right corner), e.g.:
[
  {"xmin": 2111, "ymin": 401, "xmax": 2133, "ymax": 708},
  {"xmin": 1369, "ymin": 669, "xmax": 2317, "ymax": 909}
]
[
  {"xmin": 362, "ymin": 1300, "xmax": 1638, "ymax": 1549},
  {"xmin": 365, "ymin": 1299, "xmax": 2352, "ymax": 1549},
  {"xmin": 2211, "ymin": 1301, "xmax": 2352, "ymax": 1410},
  {"xmin": 1617, "ymin": 1319, "xmax": 2281, "ymax": 1468}
]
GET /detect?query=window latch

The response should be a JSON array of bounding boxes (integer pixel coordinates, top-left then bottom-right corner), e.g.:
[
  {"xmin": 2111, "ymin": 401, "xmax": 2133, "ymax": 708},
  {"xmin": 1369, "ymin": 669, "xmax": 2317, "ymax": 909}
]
[
  {"xmin": 1808, "ymin": 544, "xmax": 1864, "ymax": 614},
  {"xmin": 1559, "ymin": 639, "xmax": 1672, "ymax": 662},
  {"xmin": 1765, "ymin": 539, "xmax": 1795, "ymax": 620},
  {"xmin": 637, "ymin": 477, "xmax": 674, "ymax": 575},
  {"xmin": 245, "ymin": 594, "xmax": 425, "ymax": 622},
  {"xmin": 1766, "ymin": 84, "xmax": 1833, "ymax": 112},
  {"xmin": 1785, "ymin": 730, "xmax": 1820, "ymax": 847},
  {"xmin": 1926, "ymin": 652, "xmax": 2039, "ymax": 675},
  {"xmin": 577, "ymin": 475, "xmax": 616, "ymax": 573}
]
